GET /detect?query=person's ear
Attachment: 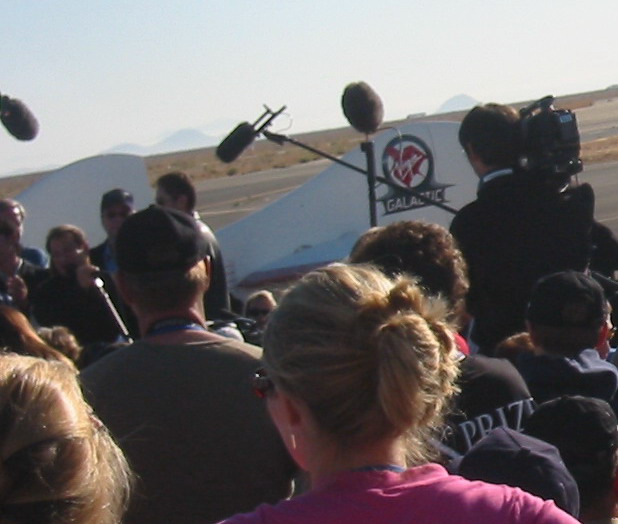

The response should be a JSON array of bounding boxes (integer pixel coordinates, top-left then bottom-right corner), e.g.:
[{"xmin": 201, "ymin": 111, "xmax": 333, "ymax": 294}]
[
  {"xmin": 267, "ymin": 391, "xmax": 312, "ymax": 470},
  {"xmin": 597, "ymin": 322, "xmax": 610, "ymax": 349}
]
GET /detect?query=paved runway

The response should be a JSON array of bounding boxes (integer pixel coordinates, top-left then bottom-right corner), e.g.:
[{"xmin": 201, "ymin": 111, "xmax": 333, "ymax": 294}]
[
  {"xmin": 196, "ymin": 157, "xmax": 618, "ymax": 236},
  {"xmin": 194, "ymin": 160, "xmax": 329, "ymax": 230}
]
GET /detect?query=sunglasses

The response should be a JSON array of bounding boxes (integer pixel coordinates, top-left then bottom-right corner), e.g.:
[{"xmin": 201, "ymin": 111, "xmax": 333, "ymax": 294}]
[
  {"xmin": 252, "ymin": 367, "xmax": 275, "ymax": 398},
  {"xmin": 247, "ymin": 308, "xmax": 271, "ymax": 318}
]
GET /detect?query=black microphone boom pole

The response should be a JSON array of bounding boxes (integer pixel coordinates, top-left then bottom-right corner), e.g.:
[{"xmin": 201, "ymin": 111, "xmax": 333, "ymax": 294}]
[{"xmin": 341, "ymin": 81, "xmax": 384, "ymax": 227}]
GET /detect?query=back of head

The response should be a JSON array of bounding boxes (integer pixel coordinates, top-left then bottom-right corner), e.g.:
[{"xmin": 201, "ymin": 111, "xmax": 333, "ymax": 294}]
[
  {"xmin": 0, "ymin": 353, "xmax": 131, "ymax": 524},
  {"xmin": 348, "ymin": 221, "xmax": 469, "ymax": 323},
  {"xmin": 115, "ymin": 205, "xmax": 209, "ymax": 314},
  {"xmin": 246, "ymin": 289, "xmax": 277, "ymax": 310},
  {"xmin": 524, "ymin": 395, "xmax": 618, "ymax": 513},
  {"xmin": 526, "ymin": 270, "xmax": 607, "ymax": 355},
  {"xmin": 457, "ymin": 426, "xmax": 580, "ymax": 517},
  {"xmin": 458, "ymin": 103, "xmax": 520, "ymax": 168},
  {"xmin": 156, "ymin": 171, "xmax": 196, "ymax": 212},
  {"xmin": 0, "ymin": 305, "xmax": 75, "ymax": 366},
  {"xmin": 37, "ymin": 325, "xmax": 83, "ymax": 364},
  {"xmin": 263, "ymin": 263, "xmax": 459, "ymax": 464}
]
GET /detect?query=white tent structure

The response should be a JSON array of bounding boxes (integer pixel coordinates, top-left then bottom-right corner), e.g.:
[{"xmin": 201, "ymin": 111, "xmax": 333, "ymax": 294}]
[
  {"xmin": 17, "ymin": 154, "xmax": 152, "ymax": 250},
  {"xmin": 217, "ymin": 121, "xmax": 477, "ymax": 293}
]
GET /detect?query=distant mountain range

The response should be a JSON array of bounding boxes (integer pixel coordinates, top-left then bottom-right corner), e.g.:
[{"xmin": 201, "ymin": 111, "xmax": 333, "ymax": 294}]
[
  {"xmin": 103, "ymin": 128, "xmax": 221, "ymax": 156},
  {"xmin": 436, "ymin": 94, "xmax": 479, "ymax": 114},
  {"xmin": 103, "ymin": 95, "xmax": 481, "ymax": 158}
]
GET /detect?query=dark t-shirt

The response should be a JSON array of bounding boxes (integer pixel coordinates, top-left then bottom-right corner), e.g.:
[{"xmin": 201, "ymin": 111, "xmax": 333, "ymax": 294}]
[
  {"xmin": 443, "ymin": 355, "xmax": 535, "ymax": 455},
  {"xmin": 80, "ymin": 337, "xmax": 295, "ymax": 524}
]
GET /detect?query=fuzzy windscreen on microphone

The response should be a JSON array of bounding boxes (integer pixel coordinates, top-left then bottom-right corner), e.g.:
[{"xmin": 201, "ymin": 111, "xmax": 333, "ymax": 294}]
[
  {"xmin": 341, "ymin": 82, "xmax": 384, "ymax": 135},
  {"xmin": 216, "ymin": 122, "xmax": 256, "ymax": 163},
  {"xmin": 0, "ymin": 95, "xmax": 39, "ymax": 141}
]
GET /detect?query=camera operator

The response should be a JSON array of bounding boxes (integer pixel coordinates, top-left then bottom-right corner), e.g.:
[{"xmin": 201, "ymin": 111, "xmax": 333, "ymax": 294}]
[{"xmin": 450, "ymin": 102, "xmax": 618, "ymax": 356}]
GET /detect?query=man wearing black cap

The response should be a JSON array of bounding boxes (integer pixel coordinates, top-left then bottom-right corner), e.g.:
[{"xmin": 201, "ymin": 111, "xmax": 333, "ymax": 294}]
[
  {"xmin": 80, "ymin": 206, "xmax": 295, "ymax": 524},
  {"xmin": 517, "ymin": 270, "xmax": 618, "ymax": 412},
  {"xmin": 524, "ymin": 395, "xmax": 618, "ymax": 523},
  {"xmin": 89, "ymin": 188, "xmax": 135, "ymax": 273},
  {"xmin": 455, "ymin": 426, "xmax": 580, "ymax": 517}
]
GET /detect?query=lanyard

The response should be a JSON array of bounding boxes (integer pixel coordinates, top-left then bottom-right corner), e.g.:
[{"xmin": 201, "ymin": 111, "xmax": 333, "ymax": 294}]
[{"xmin": 145, "ymin": 318, "xmax": 208, "ymax": 337}]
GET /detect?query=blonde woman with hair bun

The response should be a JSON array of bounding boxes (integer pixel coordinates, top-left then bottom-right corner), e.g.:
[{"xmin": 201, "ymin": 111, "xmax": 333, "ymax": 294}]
[
  {"xmin": 0, "ymin": 353, "xmax": 132, "ymax": 524},
  {"xmin": 219, "ymin": 264, "xmax": 577, "ymax": 524}
]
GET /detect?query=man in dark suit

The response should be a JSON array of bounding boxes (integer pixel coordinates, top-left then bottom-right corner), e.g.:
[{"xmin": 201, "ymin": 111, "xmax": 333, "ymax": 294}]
[{"xmin": 89, "ymin": 188, "xmax": 135, "ymax": 273}]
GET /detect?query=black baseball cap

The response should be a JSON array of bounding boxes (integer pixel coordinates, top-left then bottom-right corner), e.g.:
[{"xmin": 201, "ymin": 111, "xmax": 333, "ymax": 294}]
[
  {"xmin": 456, "ymin": 426, "xmax": 580, "ymax": 517},
  {"xmin": 101, "ymin": 188, "xmax": 134, "ymax": 213},
  {"xmin": 526, "ymin": 270, "xmax": 607, "ymax": 328},
  {"xmin": 524, "ymin": 395, "xmax": 618, "ymax": 473},
  {"xmin": 116, "ymin": 205, "xmax": 208, "ymax": 273}
]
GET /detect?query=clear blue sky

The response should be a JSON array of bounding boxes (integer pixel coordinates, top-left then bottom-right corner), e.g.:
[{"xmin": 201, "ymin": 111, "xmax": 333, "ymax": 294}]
[{"xmin": 2, "ymin": 1, "xmax": 617, "ymax": 176}]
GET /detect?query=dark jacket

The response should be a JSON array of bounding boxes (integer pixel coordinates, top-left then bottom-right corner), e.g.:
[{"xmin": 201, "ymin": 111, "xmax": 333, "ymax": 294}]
[
  {"xmin": 31, "ymin": 270, "xmax": 124, "ymax": 346},
  {"xmin": 450, "ymin": 172, "xmax": 596, "ymax": 354},
  {"xmin": 89, "ymin": 240, "xmax": 109, "ymax": 271},
  {"xmin": 516, "ymin": 348, "xmax": 618, "ymax": 414}
]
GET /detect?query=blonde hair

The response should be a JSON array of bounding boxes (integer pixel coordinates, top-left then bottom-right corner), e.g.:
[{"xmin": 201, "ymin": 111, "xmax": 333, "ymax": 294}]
[
  {"xmin": 0, "ymin": 353, "xmax": 132, "ymax": 524},
  {"xmin": 263, "ymin": 264, "xmax": 460, "ymax": 464}
]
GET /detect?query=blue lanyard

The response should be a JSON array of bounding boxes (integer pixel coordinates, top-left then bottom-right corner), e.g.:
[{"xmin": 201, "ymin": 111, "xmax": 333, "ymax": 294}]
[
  {"xmin": 352, "ymin": 464, "xmax": 406, "ymax": 473},
  {"xmin": 146, "ymin": 318, "xmax": 208, "ymax": 337}
]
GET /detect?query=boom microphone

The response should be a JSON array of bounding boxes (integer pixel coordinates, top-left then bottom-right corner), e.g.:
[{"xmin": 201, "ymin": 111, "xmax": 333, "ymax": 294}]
[
  {"xmin": 0, "ymin": 93, "xmax": 39, "ymax": 141},
  {"xmin": 216, "ymin": 105, "xmax": 287, "ymax": 163},
  {"xmin": 216, "ymin": 122, "xmax": 257, "ymax": 163},
  {"xmin": 341, "ymin": 82, "xmax": 384, "ymax": 135}
]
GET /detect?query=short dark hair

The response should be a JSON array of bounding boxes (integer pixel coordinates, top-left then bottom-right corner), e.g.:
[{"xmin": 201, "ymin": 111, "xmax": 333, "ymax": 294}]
[
  {"xmin": 156, "ymin": 172, "xmax": 196, "ymax": 211},
  {"xmin": 45, "ymin": 225, "xmax": 88, "ymax": 253},
  {"xmin": 458, "ymin": 103, "xmax": 520, "ymax": 168}
]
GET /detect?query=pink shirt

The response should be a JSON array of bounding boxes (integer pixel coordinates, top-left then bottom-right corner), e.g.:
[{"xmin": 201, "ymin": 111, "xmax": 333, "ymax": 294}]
[{"xmin": 218, "ymin": 463, "xmax": 578, "ymax": 524}]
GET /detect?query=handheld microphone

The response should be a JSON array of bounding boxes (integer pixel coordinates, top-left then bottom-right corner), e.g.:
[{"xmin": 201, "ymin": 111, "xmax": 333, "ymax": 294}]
[
  {"xmin": 93, "ymin": 277, "xmax": 133, "ymax": 343},
  {"xmin": 0, "ymin": 93, "xmax": 39, "ymax": 141},
  {"xmin": 216, "ymin": 105, "xmax": 287, "ymax": 163},
  {"xmin": 341, "ymin": 82, "xmax": 384, "ymax": 135},
  {"xmin": 216, "ymin": 122, "xmax": 257, "ymax": 163}
]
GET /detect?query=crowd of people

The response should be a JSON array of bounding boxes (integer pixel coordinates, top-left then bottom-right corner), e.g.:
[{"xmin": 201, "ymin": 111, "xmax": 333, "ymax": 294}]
[{"xmin": 2, "ymin": 103, "xmax": 618, "ymax": 523}]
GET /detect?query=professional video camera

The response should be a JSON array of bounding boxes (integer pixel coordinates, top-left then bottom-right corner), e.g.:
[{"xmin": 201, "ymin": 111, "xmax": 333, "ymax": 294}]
[{"xmin": 518, "ymin": 95, "xmax": 582, "ymax": 178}]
